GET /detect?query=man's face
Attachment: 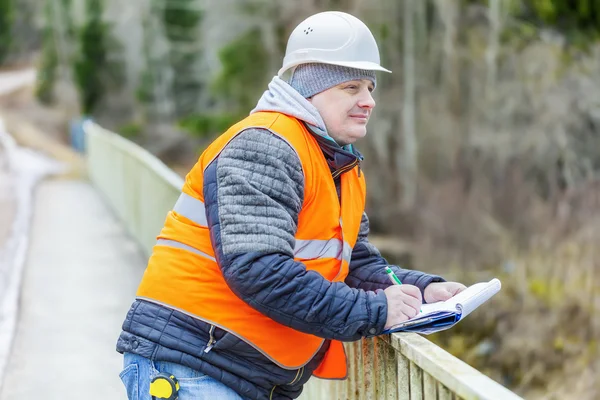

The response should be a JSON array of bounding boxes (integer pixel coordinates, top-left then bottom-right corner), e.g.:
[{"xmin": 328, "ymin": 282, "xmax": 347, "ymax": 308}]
[{"xmin": 309, "ymin": 79, "xmax": 376, "ymax": 146}]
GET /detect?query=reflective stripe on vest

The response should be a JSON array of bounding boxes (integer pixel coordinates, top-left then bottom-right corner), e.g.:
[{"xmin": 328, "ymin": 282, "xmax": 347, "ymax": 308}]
[
  {"xmin": 167, "ymin": 192, "xmax": 352, "ymax": 264},
  {"xmin": 156, "ymin": 238, "xmax": 216, "ymax": 262},
  {"xmin": 294, "ymin": 239, "xmax": 352, "ymax": 264},
  {"xmin": 173, "ymin": 192, "xmax": 207, "ymax": 226}
]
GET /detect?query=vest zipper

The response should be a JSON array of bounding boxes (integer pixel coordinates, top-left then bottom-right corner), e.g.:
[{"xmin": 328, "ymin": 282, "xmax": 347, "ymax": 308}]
[{"xmin": 204, "ymin": 325, "xmax": 216, "ymax": 353}]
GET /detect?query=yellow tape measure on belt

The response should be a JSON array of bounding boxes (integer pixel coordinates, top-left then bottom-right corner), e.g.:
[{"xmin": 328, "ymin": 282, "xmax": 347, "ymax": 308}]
[{"xmin": 149, "ymin": 373, "xmax": 180, "ymax": 400}]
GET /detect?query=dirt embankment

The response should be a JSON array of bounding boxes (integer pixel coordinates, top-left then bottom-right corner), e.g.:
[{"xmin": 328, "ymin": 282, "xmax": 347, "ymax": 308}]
[{"xmin": 0, "ymin": 75, "xmax": 85, "ymax": 179}]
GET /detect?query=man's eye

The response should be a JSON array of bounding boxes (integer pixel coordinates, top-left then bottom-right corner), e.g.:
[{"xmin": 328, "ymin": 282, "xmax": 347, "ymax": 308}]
[{"xmin": 345, "ymin": 85, "xmax": 357, "ymax": 90}]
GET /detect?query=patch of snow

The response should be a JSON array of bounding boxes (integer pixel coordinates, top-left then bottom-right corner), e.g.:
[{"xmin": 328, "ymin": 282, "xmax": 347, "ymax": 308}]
[{"xmin": 0, "ymin": 117, "xmax": 65, "ymax": 384}]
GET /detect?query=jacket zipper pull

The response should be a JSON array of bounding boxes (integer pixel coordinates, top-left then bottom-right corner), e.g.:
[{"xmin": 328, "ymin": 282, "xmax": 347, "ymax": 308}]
[
  {"xmin": 204, "ymin": 325, "xmax": 216, "ymax": 353},
  {"xmin": 204, "ymin": 342, "xmax": 214, "ymax": 353},
  {"xmin": 358, "ymin": 159, "xmax": 362, "ymax": 177}
]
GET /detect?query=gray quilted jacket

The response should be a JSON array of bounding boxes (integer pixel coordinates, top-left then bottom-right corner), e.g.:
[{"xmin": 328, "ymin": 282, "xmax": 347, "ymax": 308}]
[{"xmin": 116, "ymin": 77, "xmax": 444, "ymax": 400}]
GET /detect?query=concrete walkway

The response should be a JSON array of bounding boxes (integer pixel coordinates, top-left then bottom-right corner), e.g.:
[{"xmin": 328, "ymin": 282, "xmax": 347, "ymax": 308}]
[{"xmin": 0, "ymin": 180, "xmax": 145, "ymax": 399}]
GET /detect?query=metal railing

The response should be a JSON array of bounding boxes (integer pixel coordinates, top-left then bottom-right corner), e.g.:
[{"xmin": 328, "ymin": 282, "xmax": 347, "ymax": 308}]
[
  {"xmin": 83, "ymin": 121, "xmax": 523, "ymax": 400},
  {"xmin": 85, "ymin": 121, "xmax": 183, "ymax": 256}
]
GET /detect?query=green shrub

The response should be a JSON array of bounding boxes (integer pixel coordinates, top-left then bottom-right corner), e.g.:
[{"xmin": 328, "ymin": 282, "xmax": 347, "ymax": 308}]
[
  {"xmin": 513, "ymin": 0, "xmax": 600, "ymax": 48},
  {"xmin": 177, "ymin": 113, "xmax": 239, "ymax": 138},
  {"xmin": 470, "ymin": 0, "xmax": 600, "ymax": 41},
  {"xmin": 118, "ymin": 122, "xmax": 143, "ymax": 139},
  {"xmin": 212, "ymin": 28, "xmax": 269, "ymax": 113}
]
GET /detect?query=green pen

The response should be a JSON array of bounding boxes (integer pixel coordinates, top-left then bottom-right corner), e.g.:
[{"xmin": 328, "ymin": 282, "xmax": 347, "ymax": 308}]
[{"xmin": 385, "ymin": 266, "xmax": 403, "ymax": 285}]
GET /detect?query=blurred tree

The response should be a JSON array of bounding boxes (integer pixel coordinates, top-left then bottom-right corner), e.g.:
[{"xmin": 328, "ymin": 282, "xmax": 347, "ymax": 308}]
[
  {"xmin": 73, "ymin": 0, "xmax": 124, "ymax": 115},
  {"xmin": 74, "ymin": 0, "xmax": 108, "ymax": 114},
  {"xmin": 136, "ymin": 0, "xmax": 205, "ymax": 130},
  {"xmin": 9, "ymin": 0, "xmax": 41, "ymax": 63},
  {"xmin": 401, "ymin": 0, "xmax": 418, "ymax": 210},
  {"xmin": 35, "ymin": 0, "xmax": 58, "ymax": 104},
  {"xmin": 136, "ymin": 0, "xmax": 174, "ymax": 121},
  {"xmin": 60, "ymin": 0, "xmax": 74, "ymax": 37},
  {"xmin": 161, "ymin": 0, "xmax": 204, "ymax": 117},
  {"xmin": 0, "ymin": 0, "xmax": 14, "ymax": 63}
]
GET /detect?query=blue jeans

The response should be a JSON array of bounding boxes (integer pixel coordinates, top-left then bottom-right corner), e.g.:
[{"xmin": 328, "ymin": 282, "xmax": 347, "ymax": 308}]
[{"xmin": 120, "ymin": 353, "xmax": 245, "ymax": 400}]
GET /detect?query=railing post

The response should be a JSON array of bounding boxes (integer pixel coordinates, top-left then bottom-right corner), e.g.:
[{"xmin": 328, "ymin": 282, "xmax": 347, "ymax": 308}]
[{"xmin": 397, "ymin": 351, "xmax": 410, "ymax": 400}]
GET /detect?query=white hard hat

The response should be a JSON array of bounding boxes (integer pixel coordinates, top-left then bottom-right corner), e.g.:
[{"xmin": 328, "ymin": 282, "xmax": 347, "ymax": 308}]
[{"xmin": 278, "ymin": 11, "xmax": 391, "ymax": 78}]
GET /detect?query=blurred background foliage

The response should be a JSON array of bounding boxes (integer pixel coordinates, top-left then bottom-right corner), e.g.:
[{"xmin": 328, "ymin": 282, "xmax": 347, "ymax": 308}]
[
  {"xmin": 0, "ymin": 0, "xmax": 15, "ymax": 62},
  {"xmin": 2, "ymin": 0, "xmax": 599, "ymax": 398}
]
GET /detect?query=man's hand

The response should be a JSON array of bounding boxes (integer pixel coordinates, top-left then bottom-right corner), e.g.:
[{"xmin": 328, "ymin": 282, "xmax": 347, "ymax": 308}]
[
  {"xmin": 383, "ymin": 284, "xmax": 422, "ymax": 330},
  {"xmin": 423, "ymin": 282, "xmax": 467, "ymax": 304}
]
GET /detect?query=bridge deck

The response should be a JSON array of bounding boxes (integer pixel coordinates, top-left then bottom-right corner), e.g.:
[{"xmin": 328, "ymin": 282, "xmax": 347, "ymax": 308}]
[{"xmin": 0, "ymin": 180, "xmax": 144, "ymax": 399}]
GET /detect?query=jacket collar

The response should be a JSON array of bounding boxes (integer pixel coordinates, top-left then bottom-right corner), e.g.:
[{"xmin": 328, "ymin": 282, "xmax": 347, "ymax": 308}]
[{"xmin": 306, "ymin": 123, "xmax": 363, "ymax": 177}]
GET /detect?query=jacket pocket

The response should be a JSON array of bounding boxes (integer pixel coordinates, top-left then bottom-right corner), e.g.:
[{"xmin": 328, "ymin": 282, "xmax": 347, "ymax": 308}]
[{"xmin": 119, "ymin": 363, "xmax": 139, "ymax": 400}]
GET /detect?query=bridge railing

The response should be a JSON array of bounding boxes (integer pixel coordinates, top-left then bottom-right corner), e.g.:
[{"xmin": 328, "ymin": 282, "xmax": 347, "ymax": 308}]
[
  {"xmin": 83, "ymin": 121, "xmax": 523, "ymax": 400},
  {"xmin": 84, "ymin": 121, "xmax": 183, "ymax": 256}
]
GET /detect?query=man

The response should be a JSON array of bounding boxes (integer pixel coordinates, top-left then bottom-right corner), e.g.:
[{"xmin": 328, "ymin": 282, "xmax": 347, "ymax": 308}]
[{"xmin": 117, "ymin": 11, "xmax": 466, "ymax": 400}]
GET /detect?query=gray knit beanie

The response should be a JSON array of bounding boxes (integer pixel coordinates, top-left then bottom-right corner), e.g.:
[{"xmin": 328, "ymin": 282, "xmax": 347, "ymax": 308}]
[{"xmin": 288, "ymin": 63, "xmax": 376, "ymax": 98}]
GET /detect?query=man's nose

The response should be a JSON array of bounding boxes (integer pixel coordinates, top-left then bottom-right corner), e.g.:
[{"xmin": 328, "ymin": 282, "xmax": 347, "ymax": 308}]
[{"xmin": 358, "ymin": 90, "xmax": 376, "ymax": 109}]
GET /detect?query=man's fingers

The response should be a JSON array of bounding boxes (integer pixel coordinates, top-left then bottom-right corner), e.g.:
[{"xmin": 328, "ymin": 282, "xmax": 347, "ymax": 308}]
[
  {"xmin": 399, "ymin": 303, "xmax": 419, "ymax": 319},
  {"xmin": 436, "ymin": 289, "xmax": 454, "ymax": 301},
  {"xmin": 400, "ymin": 293, "xmax": 422, "ymax": 313},
  {"xmin": 450, "ymin": 284, "xmax": 467, "ymax": 295},
  {"xmin": 399, "ymin": 284, "xmax": 422, "ymax": 301},
  {"xmin": 384, "ymin": 284, "xmax": 425, "ymax": 328}
]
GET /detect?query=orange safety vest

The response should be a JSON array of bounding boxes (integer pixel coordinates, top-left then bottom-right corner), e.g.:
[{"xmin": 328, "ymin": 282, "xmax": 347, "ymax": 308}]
[{"xmin": 136, "ymin": 111, "xmax": 366, "ymax": 379}]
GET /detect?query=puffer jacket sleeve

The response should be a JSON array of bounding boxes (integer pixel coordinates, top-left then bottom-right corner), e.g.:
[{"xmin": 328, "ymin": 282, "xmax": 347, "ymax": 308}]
[
  {"xmin": 345, "ymin": 212, "xmax": 445, "ymax": 298},
  {"xmin": 203, "ymin": 128, "xmax": 388, "ymax": 341}
]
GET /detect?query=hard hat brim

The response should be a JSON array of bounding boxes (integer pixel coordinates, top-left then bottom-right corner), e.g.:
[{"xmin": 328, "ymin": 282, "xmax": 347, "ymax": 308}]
[{"xmin": 278, "ymin": 60, "xmax": 392, "ymax": 77}]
